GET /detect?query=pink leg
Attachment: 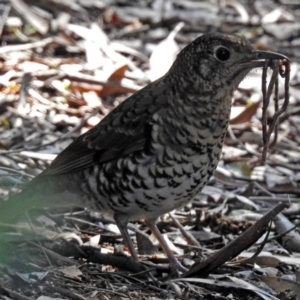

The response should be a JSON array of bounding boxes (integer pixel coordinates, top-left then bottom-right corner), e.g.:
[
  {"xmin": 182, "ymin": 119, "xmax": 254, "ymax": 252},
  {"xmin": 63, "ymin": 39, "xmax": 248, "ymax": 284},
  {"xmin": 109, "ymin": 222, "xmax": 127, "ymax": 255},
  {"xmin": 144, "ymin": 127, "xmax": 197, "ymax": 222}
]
[{"xmin": 145, "ymin": 218, "xmax": 188, "ymax": 273}]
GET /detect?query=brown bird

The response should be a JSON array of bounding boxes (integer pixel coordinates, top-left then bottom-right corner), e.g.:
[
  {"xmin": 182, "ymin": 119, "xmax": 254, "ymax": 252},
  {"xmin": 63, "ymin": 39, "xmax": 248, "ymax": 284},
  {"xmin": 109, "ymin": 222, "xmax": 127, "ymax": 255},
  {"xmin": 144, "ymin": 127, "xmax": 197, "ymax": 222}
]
[{"xmin": 0, "ymin": 33, "xmax": 288, "ymax": 271}]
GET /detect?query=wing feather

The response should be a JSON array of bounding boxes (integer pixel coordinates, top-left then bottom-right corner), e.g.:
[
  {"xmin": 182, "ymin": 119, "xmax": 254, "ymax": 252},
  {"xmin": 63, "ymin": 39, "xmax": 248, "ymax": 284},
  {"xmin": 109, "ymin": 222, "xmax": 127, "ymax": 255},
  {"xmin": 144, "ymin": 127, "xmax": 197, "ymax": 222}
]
[{"xmin": 37, "ymin": 79, "xmax": 168, "ymax": 177}]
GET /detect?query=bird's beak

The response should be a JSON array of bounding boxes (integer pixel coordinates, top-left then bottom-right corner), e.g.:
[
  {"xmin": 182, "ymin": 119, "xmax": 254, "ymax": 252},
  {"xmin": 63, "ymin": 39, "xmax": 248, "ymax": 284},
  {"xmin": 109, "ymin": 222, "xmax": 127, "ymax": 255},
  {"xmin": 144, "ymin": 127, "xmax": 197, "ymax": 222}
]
[
  {"xmin": 238, "ymin": 50, "xmax": 289, "ymax": 70},
  {"xmin": 254, "ymin": 50, "xmax": 290, "ymax": 62},
  {"xmin": 230, "ymin": 50, "xmax": 289, "ymax": 83}
]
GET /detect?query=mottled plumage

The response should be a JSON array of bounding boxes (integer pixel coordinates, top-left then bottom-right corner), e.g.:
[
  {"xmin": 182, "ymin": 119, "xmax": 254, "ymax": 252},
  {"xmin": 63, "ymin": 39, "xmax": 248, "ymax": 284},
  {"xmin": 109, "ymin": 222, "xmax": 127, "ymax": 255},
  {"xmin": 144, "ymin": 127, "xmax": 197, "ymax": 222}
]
[{"xmin": 0, "ymin": 33, "xmax": 288, "ymax": 271}]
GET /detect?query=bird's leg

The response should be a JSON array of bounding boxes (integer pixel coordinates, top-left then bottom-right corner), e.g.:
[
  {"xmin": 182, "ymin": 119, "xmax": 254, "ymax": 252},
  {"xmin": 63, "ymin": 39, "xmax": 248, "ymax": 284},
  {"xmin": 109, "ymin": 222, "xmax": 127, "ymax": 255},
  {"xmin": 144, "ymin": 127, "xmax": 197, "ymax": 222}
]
[
  {"xmin": 114, "ymin": 213, "xmax": 162, "ymax": 284},
  {"xmin": 114, "ymin": 212, "xmax": 139, "ymax": 261},
  {"xmin": 145, "ymin": 218, "xmax": 188, "ymax": 273}
]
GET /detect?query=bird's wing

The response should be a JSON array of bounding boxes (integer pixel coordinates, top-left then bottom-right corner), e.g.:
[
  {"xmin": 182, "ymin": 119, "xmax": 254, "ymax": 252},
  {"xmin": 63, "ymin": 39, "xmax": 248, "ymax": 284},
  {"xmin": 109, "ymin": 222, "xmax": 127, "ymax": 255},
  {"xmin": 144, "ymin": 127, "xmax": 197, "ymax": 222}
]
[{"xmin": 38, "ymin": 79, "xmax": 168, "ymax": 176}]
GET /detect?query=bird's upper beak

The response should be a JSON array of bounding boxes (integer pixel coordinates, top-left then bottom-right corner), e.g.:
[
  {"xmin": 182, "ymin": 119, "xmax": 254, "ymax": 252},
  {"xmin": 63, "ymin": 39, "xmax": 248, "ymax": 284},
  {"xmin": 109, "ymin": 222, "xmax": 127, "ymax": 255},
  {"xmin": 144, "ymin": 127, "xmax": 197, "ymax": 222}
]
[{"xmin": 254, "ymin": 50, "xmax": 290, "ymax": 62}]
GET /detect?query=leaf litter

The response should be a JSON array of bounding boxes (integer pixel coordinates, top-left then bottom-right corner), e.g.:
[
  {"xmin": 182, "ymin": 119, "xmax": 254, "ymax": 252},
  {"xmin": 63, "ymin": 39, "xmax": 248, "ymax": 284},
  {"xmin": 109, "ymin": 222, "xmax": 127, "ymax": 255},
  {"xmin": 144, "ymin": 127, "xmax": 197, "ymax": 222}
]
[{"xmin": 0, "ymin": 0, "xmax": 300, "ymax": 299}]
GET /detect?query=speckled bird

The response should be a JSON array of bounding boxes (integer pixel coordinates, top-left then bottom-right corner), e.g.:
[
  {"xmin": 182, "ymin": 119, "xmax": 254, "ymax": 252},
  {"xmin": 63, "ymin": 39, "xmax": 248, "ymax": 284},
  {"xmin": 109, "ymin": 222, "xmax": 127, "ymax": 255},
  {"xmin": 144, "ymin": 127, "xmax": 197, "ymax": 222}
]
[{"xmin": 0, "ymin": 33, "xmax": 288, "ymax": 271}]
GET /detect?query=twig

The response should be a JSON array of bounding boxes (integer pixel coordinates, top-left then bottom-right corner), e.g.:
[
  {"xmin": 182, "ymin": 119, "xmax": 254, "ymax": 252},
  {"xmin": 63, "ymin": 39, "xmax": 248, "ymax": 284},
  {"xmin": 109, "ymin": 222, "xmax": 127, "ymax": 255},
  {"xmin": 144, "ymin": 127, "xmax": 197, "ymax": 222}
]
[
  {"xmin": 183, "ymin": 202, "xmax": 288, "ymax": 277},
  {"xmin": 0, "ymin": 37, "xmax": 56, "ymax": 55}
]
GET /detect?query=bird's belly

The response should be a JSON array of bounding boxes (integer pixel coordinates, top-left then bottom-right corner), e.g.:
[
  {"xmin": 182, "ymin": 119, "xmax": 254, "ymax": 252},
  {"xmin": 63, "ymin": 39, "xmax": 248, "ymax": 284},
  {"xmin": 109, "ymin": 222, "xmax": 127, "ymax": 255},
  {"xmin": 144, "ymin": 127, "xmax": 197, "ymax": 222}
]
[{"xmin": 71, "ymin": 150, "xmax": 219, "ymax": 221}]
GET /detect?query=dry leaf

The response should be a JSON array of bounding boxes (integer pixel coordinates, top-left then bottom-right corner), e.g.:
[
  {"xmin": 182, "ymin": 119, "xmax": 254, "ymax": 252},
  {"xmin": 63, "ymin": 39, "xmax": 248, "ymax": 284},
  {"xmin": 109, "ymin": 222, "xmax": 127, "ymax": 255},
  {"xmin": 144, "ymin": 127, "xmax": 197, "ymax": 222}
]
[
  {"xmin": 230, "ymin": 101, "xmax": 261, "ymax": 124},
  {"xmin": 108, "ymin": 62, "xmax": 128, "ymax": 81},
  {"xmin": 148, "ymin": 22, "xmax": 184, "ymax": 81}
]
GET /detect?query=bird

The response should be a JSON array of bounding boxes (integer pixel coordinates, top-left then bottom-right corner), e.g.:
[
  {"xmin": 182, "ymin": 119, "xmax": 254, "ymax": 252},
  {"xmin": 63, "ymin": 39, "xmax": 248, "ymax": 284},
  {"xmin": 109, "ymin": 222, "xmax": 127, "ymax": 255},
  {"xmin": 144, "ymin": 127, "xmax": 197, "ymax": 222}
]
[{"xmin": 0, "ymin": 33, "xmax": 288, "ymax": 272}]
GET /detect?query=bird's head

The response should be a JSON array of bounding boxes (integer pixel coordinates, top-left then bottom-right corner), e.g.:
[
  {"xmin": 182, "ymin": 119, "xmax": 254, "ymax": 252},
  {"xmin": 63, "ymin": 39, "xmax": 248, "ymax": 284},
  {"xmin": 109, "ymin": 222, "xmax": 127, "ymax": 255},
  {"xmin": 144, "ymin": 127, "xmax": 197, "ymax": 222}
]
[{"xmin": 170, "ymin": 33, "xmax": 289, "ymax": 94}]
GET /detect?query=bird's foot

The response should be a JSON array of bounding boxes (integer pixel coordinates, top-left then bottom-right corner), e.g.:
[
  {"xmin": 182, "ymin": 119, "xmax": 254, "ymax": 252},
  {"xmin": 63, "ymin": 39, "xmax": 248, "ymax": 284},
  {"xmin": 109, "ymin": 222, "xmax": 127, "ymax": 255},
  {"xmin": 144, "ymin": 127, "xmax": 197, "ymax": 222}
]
[
  {"xmin": 168, "ymin": 258, "xmax": 188, "ymax": 277},
  {"xmin": 170, "ymin": 259, "xmax": 188, "ymax": 273}
]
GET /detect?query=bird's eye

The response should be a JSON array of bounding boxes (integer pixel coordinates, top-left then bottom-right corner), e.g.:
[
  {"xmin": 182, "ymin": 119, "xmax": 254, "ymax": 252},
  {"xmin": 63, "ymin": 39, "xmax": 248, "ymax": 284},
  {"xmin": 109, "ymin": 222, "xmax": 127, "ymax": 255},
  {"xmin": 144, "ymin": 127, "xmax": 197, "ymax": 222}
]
[{"xmin": 215, "ymin": 47, "xmax": 230, "ymax": 61}]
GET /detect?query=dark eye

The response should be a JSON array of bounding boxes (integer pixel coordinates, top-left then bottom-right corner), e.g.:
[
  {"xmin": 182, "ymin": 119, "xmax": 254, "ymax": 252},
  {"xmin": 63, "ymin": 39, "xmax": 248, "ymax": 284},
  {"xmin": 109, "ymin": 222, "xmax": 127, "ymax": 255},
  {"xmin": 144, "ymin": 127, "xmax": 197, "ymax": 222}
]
[{"xmin": 215, "ymin": 47, "xmax": 230, "ymax": 61}]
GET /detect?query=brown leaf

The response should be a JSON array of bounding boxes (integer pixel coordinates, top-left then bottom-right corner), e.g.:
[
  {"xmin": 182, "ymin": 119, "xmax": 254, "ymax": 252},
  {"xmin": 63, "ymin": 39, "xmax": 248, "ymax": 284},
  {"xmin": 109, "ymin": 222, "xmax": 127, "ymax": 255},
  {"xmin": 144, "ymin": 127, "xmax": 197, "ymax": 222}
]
[
  {"xmin": 230, "ymin": 101, "xmax": 261, "ymax": 124},
  {"xmin": 108, "ymin": 63, "xmax": 128, "ymax": 81},
  {"xmin": 69, "ymin": 82, "xmax": 103, "ymax": 94}
]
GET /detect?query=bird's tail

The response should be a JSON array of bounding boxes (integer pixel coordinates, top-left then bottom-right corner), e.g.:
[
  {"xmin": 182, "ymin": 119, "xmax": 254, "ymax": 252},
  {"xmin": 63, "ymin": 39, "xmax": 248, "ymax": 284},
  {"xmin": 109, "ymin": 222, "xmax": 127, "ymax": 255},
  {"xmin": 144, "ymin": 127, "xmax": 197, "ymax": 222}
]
[
  {"xmin": 0, "ymin": 187, "xmax": 42, "ymax": 226},
  {"xmin": 0, "ymin": 184, "xmax": 57, "ymax": 268},
  {"xmin": 0, "ymin": 175, "xmax": 86, "ymax": 227}
]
